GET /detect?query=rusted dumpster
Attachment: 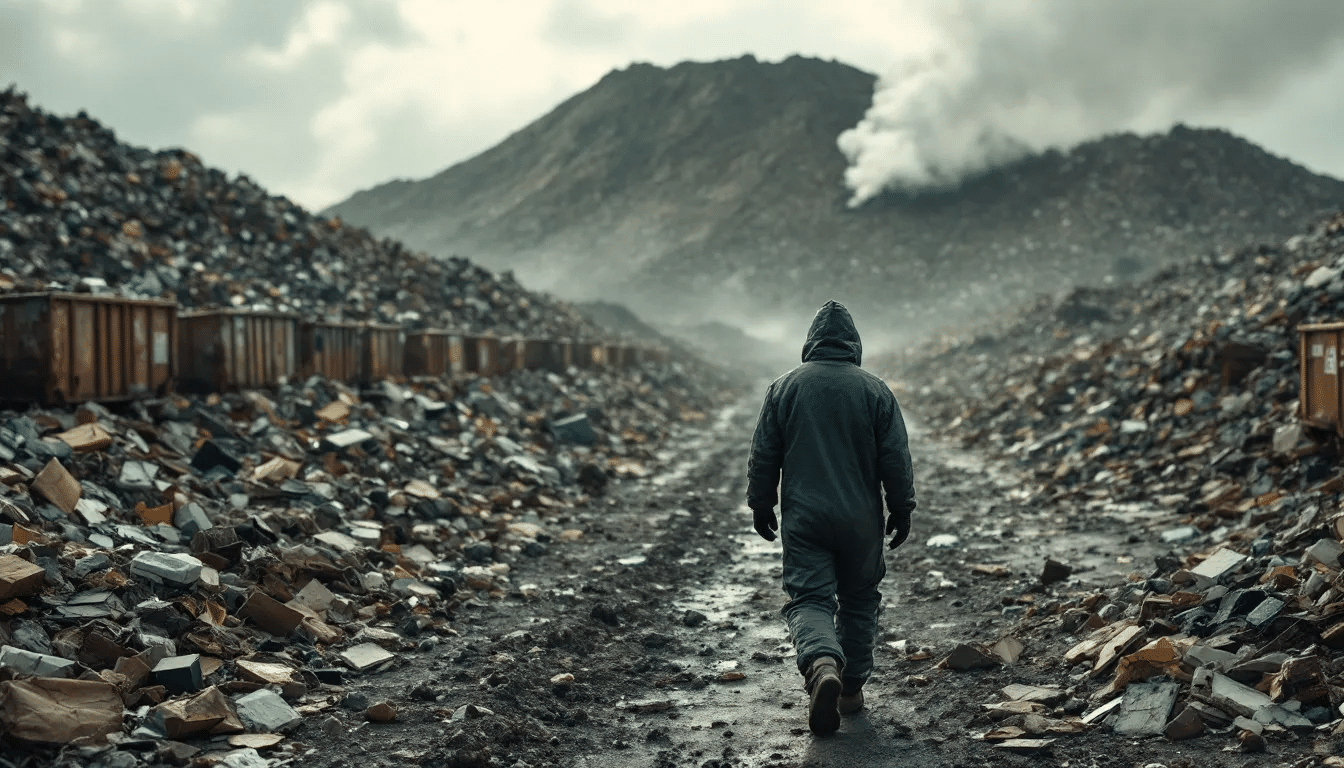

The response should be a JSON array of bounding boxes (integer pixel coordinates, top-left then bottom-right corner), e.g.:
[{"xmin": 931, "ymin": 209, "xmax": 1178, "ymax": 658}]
[
  {"xmin": 572, "ymin": 342, "xmax": 594, "ymax": 369},
  {"xmin": 462, "ymin": 334, "xmax": 500, "ymax": 376},
  {"xmin": 496, "ymin": 337, "xmax": 524, "ymax": 374},
  {"xmin": 1300, "ymin": 323, "xmax": 1344, "ymax": 433},
  {"xmin": 178, "ymin": 310, "xmax": 298, "ymax": 393},
  {"xmin": 406, "ymin": 330, "xmax": 462, "ymax": 378},
  {"xmin": 362, "ymin": 324, "xmax": 405, "ymax": 384},
  {"xmin": 300, "ymin": 321, "xmax": 362, "ymax": 382},
  {"xmin": 523, "ymin": 339, "xmax": 550, "ymax": 371},
  {"xmin": 0, "ymin": 292, "xmax": 176, "ymax": 405}
]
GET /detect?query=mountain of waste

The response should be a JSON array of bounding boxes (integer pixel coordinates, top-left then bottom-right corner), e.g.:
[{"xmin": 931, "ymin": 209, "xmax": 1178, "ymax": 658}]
[
  {"xmin": 0, "ymin": 88, "xmax": 596, "ymax": 339},
  {"xmin": 326, "ymin": 55, "xmax": 1344, "ymax": 334},
  {"xmin": 884, "ymin": 208, "xmax": 1344, "ymax": 746}
]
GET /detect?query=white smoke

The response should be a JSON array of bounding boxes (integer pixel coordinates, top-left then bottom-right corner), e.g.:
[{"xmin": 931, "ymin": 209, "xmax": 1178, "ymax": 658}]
[{"xmin": 839, "ymin": 0, "xmax": 1344, "ymax": 207}]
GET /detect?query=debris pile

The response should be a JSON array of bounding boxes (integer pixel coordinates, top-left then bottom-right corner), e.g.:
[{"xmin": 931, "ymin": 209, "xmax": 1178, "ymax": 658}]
[
  {"xmin": 0, "ymin": 87, "xmax": 595, "ymax": 337},
  {"xmin": 890, "ymin": 210, "xmax": 1344, "ymax": 750},
  {"xmin": 0, "ymin": 359, "xmax": 721, "ymax": 762}
]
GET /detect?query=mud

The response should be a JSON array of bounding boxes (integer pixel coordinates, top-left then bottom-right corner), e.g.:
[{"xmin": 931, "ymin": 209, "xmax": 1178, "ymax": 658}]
[{"xmin": 294, "ymin": 390, "xmax": 1320, "ymax": 768}]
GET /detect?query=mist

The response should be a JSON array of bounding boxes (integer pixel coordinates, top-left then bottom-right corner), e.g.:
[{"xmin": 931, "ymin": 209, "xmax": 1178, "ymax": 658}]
[{"xmin": 839, "ymin": 0, "xmax": 1344, "ymax": 206}]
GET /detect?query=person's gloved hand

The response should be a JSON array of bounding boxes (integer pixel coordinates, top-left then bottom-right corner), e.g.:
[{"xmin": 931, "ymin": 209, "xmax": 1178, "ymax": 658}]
[
  {"xmin": 752, "ymin": 506, "xmax": 778, "ymax": 542},
  {"xmin": 886, "ymin": 510, "xmax": 911, "ymax": 550}
]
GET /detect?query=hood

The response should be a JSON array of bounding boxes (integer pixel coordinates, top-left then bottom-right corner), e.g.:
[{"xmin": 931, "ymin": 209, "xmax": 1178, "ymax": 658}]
[{"xmin": 801, "ymin": 300, "xmax": 862, "ymax": 365}]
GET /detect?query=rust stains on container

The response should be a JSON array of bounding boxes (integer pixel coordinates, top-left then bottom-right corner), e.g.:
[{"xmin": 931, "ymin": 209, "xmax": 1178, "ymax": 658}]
[
  {"xmin": 406, "ymin": 330, "xmax": 462, "ymax": 379},
  {"xmin": 362, "ymin": 324, "xmax": 405, "ymax": 384},
  {"xmin": 178, "ymin": 310, "xmax": 298, "ymax": 393},
  {"xmin": 300, "ymin": 321, "xmax": 362, "ymax": 383},
  {"xmin": 0, "ymin": 292, "xmax": 177, "ymax": 405},
  {"xmin": 1300, "ymin": 322, "xmax": 1344, "ymax": 433}
]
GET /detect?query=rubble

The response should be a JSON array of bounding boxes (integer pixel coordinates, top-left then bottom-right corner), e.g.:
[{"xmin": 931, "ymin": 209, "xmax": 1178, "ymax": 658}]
[
  {"xmin": 0, "ymin": 323, "xmax": 723, "ymax": 760},
  {"xmin": 890, "ymin": 208, "xmax": 1344, "ymax": 753},
  {"xmin": 0, "ymin": 88, "xmax": 604, "ymax": 339}
]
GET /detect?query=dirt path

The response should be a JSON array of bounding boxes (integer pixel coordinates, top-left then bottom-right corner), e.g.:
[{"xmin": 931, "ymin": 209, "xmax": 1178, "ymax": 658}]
[{"xmin": 299, "ymin": 389, "xmax": 1284, "ymax": 768}]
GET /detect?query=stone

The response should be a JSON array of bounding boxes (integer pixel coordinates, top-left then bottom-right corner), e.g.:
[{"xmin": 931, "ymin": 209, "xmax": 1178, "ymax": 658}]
[
  {"xmin": 339, "ymin": 642, "xmax": 395, "ymax": 671},
  {"xmin": 234, "ymin": 688, "xmax": 302, "ymax": 732},
  {"xmin": 1164, "ymin": 704, "xmax": 1205, "ymax": 740},
  {"xmin": 174, "ymin": 503, "xmax": 213, "ymax": 537},
  {"xmin": 549, "ymin": 413, "xmax": 596, "ymax": 444},
  {"xmin": 130, "ymin": 552, "xmax": 203, "ymax": 586},
  {"xmin": 153, "ymin": 654, "xmax": 203, "ymax": 694},
  {"xmin": 1273, "ymin": 423, "xmax": 1305, "ymax": 454},
  {"xmin": 1112, "ymin": 680, "xmax": 1179, "ymax": 736},
  {"xmin": 118, "ymin": 460, "xmax": 159, "ymax": 490},
  {"xmin": 1190, "ymin": 548, "xmax": 1247, "ymax": 583},
  {"xmin": 366, "ymin": 700, "xmax": 397, "ymax": 722},
  {"xmin": 1160, "ymin": 526, "xmax": 1199, "ymax": 544},
  {"xmin": 0, "ymin": 554, "xmax": 46, "ymax": 600},
  {"xmin": 1246, "ymin": 597, "xmax": 1285, "ymax": 630},
  {"xmin": 1302, "ymin": 538, "xmax": 1344, "ymax": 569},
  {"xmin": 320, "ymin": 429, "xmax": 375, "ymax": 452},
  {"xmin": 1194, "ymin": 668, "xmax": 1273, "ymax": 718},
  {"xmin": 944, "ymin": 643, "xmax": 999, "ymax": 671},
  {"xmin": 1040, "ymin": 558, "xmax": 1072, "ymax": 585}
]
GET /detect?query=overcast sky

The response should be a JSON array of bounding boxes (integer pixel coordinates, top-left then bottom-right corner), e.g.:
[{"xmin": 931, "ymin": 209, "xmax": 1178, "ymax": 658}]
[{"xmin": 4, "ymin": 0, "xmax": 1344, "ymax": 211}]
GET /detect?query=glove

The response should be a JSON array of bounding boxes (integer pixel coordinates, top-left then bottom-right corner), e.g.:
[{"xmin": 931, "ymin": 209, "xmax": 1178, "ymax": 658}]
[
  {"xmin": 752, "ymin": 506, "xmax": 778, "ymax": 542},
  {"xmin": 886, "ymin": 510, "xmax": 911, "ymax": 550}
]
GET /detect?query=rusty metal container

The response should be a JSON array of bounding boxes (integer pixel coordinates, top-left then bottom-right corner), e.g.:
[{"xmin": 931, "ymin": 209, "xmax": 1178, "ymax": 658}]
[
  {"xmin": 523, "ymin": 339, "xmax": 550, "ymax": 371},
  {"xmin": 1300, "ymin": 323, "xmax": 1344, "ymax": 433},
  {"xmin": 0, "ymin": 292, "xmax": 177, "ymax": 405},
  {"xmin": 406, "ymin": 330, "xmax": 460, "ymax": 378},
  {"xmin": 462, "ymin": 334, "xmax": 501, "ymax": 376},
  {"xmin": 178, "ymin": 310, "xmax": 298, "ymax": 393},
  {"xmin": 300, "ymin": 321, "xmax": 363, "ymax": 382},
  {"xmin": 362, "ymin": 324, "xmax": 405, "ymax": 384}
]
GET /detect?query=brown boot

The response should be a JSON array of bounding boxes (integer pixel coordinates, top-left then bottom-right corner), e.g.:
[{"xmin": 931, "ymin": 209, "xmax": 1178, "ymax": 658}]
[
  {"xmin": 838, "ymin": 680, "xmax": 864, "ymax": 715},
  {"xmin": 805, "ymin": 657, "xmax": 842, "ymax": 736}
]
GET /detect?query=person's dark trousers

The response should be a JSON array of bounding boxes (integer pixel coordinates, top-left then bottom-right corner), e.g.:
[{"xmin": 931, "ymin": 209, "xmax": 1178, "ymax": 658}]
[{"xmin": 780, "ymin": 526, "xmax": 885, "ymax": 689}]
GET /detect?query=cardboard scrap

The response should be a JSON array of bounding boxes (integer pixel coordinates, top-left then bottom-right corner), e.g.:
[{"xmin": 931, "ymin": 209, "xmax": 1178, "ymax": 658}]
[
  {"xmin": 0, "ymin": 677, "xmax": 123, "ymax": 744},
  {"xmin": 150, "ymin": 685, "xmax": 244, "ymax": 739},
  {"xmin": 0, "ymin": 554, "xmax": 46, "ymax": 600},
  {"xmin": 30, "ymin": 458, "xmax": 81, "ymax": 515},
  {"xmin": 252, "ymin": 456, "xmax": 301, "ymax": 483},
  {"xmin": 56, "ymin": 423, "xmax": 113, "ymax": 452}
]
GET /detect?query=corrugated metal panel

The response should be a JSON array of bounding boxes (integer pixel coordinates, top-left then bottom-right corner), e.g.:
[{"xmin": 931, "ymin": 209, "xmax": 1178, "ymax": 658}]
[
  {"xmin": 1300, "ymin": 324, "xmax": 1342, "ymax": 433},
  {"xmin": 462, "ymin": 335, "xmax": 500, "ymax": 376},
  {"xmin": 179, "ymin": 310, "xmax": 299, "ymax": 392},
  {"xmin": 300, "ymin": 321, "xmax": 363, "ymax": 382},
  {"xmin": 0, "ymin": 292, "xmax": 177, "ymax": 405},
  {"xmin": 406, "ymin": 330, "xmax": 449, "ymax": 378}
]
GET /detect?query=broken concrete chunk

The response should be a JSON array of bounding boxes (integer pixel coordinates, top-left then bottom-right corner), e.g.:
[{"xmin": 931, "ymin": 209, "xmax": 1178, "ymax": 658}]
[
  {"xmin": 30, "ymin": 458, "xmax": 81, "ymax": 515},
  {"xmin": 152, "ymin": 654, "xmax": 203, "ymax": 694},
  {"xmin": 320, "ymin": 429, "xmax": 375, "ymax": 452},
  {"xmin": 130, "ymin": 552, "xmax": 204, "ymax": 586},
  {"xmin": 174, "ymin": 503, "xmax": 213, "ymax": 537},
  {"xmin": 549, "ymin": 413, "xmax": 596, "ymax": 445},
  {"xmin": 1190, "ymin": 548, "xmax": 1248, "ymax": 583},
  {"xmin": 0, "ymin": 554, "xmax": 46, "ymax": 600},
  {"xmin": 235, "ymin": 688, "xmax": 302, "ymax": 732},
  {"xmin": 338, "ymin": 642, "xmax": 395, "ymax": 671},
  {"xmin": 1001, "ymin": 684, "xmax": 1066, "ymax": 706},
  {"xmin": 1302, "ymin": 538, "xmax": 1344, "ymax": 569},
  {"xmin": 944, "ymin": 643, "xmax": 999, "ymax": 671},
  {"xmin": 1112, "ymin": 680, "xmax": 1180, "ymax": 736},
  {"xmin": 1164, "ymin": 704, "xmax": 1205, "ymax": 740}
]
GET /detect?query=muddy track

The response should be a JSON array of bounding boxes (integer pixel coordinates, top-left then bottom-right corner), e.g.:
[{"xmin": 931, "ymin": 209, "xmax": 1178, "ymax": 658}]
[{"xmin": 298, "ymin": 392, "xmax": 1314, "ymax": 768}]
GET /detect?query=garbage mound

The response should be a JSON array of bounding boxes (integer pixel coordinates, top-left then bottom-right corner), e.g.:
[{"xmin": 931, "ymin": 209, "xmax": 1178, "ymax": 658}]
[
  {"xmin": 0, "ymin": 87, "xmax": 595, "ymax": 337},
  {"xmin": 0, "ymin": 360, "xmax": 723, "ymax": 759},
  {"xmin": 889, "ymin": 208, "xmax": 1344, "ymax": 747}
]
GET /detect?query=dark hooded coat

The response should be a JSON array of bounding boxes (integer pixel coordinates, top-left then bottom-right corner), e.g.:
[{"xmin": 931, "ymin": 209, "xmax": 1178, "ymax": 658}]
[{"xmin": 746, "ymin": 301, "xmax": 916, "ymax": 539}]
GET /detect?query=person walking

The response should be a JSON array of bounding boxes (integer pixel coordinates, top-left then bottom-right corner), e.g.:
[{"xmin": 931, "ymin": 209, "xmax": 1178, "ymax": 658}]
[{"xmin": 746, "ymin": 300, "xmax": 917, "ymax": 736}]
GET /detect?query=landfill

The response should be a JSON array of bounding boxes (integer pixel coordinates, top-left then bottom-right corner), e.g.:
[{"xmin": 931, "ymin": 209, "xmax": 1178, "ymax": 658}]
[
  {"xmin": 0, "ymin": 356, "xmax": 726, "ymax": 764},
  {"xmin": 884, "ymin": 207, "xmax": 1344, "ymax": 753},
  {"xmin": 0, "ymin": 87, "xmax": 595, "ymax": 338}
]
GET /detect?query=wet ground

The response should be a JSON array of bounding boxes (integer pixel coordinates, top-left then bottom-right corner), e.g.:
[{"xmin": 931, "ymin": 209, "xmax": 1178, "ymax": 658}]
[{"xmin": 293, "ymin": 388, "xmax": 1310, "ymax": 768}]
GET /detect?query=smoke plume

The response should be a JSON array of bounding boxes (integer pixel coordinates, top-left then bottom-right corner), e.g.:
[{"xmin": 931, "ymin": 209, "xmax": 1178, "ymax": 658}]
[{"xmin": 839, "ymin": 0, "xmax": 1344, "ymax": 206}]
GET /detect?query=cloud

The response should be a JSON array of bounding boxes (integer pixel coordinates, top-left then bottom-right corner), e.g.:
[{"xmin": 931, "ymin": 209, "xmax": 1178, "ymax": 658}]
[{"xmin": 839, "ymin": 0, "xmax": 1344, "ymax": 206}]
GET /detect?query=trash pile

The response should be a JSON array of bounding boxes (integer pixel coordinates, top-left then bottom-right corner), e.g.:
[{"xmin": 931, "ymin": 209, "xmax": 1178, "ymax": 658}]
[
  {"xmin": 888, "ymin": 209, "xmax": 1344, "ymax": 750},
  {"xmin": 0, "ymin": 359, "xmax": 721, "ymax": 763},
  {"xmin": 0, "ymin": 87, "xmax": 595, "ymax": 337}
]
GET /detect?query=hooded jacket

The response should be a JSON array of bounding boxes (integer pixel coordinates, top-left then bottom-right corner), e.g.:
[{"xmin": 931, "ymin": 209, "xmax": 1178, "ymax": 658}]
[{"xmin": 746, "ymin": 301, "xmax": 916, "ymax": 537}]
